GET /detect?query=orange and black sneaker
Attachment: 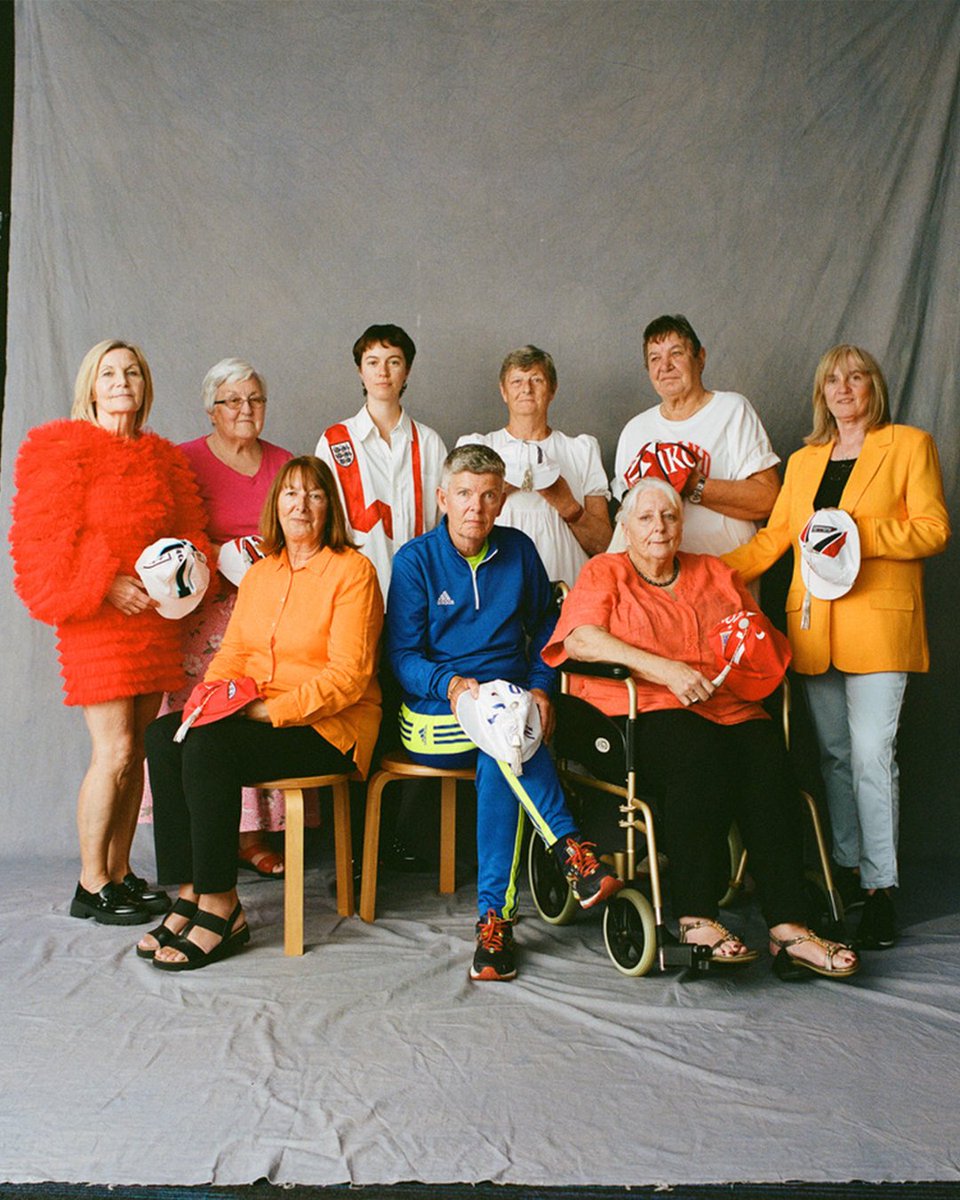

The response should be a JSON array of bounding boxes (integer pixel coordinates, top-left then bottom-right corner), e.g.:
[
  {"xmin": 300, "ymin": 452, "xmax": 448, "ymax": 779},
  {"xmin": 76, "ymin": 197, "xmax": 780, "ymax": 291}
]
[
  {"xmin": 553, "ymin": 836, "xmax": 624, "ymax": 909},
  {"xmin": 470, "ymin": 909, "xmax": 517, "ymax": 981}
]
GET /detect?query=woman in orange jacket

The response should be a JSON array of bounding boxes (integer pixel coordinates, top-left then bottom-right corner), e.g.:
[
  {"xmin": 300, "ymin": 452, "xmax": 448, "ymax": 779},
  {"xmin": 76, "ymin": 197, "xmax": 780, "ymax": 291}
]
[{"xmin": 724, "ymin": 345, "xmax": 950, "ymax": 950}]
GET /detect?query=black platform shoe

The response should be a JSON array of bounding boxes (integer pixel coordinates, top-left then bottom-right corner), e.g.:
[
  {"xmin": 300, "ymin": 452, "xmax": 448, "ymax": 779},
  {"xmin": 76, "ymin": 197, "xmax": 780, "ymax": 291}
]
[
  {"xmin": 855, "ymin": 888, "xmax": 896, "ymax": 950},
  {"xmin": 122, "ymin": 873, "xmax": 171, "ymax": 915},
  {"xmin": 69, "ymin": 881, "xmax": 151, "ymax": 925}
]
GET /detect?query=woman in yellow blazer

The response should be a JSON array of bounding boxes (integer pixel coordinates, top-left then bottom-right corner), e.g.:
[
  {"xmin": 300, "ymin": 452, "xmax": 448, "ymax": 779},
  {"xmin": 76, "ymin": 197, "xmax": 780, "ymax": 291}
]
[{"xmin": 724, "ymin": 345, "xmax": 949, "ymax": 951}]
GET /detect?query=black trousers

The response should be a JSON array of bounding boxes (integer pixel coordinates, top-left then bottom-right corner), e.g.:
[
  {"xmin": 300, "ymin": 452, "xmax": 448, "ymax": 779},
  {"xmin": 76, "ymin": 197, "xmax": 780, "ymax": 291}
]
[
  {"xmin": 146, "ymin": 711, "xmax": 353, "ymax": 894},
  {"xmin": 634, "ymin": 711, "xmax": 807, "ymax": 927}
]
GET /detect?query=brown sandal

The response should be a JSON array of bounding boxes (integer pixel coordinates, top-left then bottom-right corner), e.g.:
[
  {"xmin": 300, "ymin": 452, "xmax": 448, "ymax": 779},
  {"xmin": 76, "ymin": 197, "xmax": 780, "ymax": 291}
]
[
  {"xmin": 679, "ymin": 918, "xmax": 759, "ymax": 965},
  {"xmin": 238, "ymin": 843, "xmax": 284, "ymax": 878},
  {"xmin": 770, "ymin": 930, "xmax": 860, "ymax": 980}
]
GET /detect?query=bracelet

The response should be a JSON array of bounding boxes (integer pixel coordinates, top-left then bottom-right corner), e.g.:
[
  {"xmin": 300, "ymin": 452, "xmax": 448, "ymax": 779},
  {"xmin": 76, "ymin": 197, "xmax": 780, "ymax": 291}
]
[
  {"xmin": 688, "ymin": 476, "xmax": 706, "ymax": 505},
  {"xmin": 562, "ymin": 503, "xmax": 585, "ymax": 525}
]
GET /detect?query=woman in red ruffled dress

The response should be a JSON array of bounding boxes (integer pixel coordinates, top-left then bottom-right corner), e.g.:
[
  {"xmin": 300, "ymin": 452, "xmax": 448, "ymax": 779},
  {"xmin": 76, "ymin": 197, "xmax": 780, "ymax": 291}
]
[{"xmin": 10, "ymin": 340, "xmax": 210, "ymax": 926}]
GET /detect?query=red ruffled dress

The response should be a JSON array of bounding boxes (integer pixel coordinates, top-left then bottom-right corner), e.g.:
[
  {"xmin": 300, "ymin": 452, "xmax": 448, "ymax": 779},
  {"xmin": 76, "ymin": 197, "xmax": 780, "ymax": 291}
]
[{"xmin": 9, "ymin": 420, "xmax": 211, "ymax": 706}]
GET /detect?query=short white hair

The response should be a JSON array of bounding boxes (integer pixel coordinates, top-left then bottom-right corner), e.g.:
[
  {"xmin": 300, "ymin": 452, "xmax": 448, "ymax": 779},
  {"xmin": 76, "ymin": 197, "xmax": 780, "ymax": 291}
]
[
  {"xmin": 617, "ymin": 477, "xmax": 683, "ymax": 523},
  {"xmin": 201, "ymin": 358, "xmax": 267, "ymax": 412}
]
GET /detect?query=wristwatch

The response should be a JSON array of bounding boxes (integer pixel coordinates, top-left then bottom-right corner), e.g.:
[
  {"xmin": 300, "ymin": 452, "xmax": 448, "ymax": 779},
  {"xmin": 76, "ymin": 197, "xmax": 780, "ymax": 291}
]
[{"xmin": 688, "ymin": 475, "xmax": 706, "ymax": 505}]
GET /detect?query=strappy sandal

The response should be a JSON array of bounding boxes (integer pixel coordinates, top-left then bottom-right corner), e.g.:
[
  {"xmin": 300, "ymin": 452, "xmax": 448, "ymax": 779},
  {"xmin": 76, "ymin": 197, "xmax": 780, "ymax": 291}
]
[
  {"xmin": 679, "ymin": 918, "xmax": 759, "ymax": 965},
  {"xmin": 152, "ymin": 903, "xmax": 250, "ymax": 972},
  {"xmin": 238, "ymin": 843, "xmax": 285, "ymax": 878},
  {"xmin": 770, "ymin": 930, "xmax": 860, "ymax": 981},
  {"xmin": 135, "ymin": 897, "xmax": 199, "ymax": 960}
]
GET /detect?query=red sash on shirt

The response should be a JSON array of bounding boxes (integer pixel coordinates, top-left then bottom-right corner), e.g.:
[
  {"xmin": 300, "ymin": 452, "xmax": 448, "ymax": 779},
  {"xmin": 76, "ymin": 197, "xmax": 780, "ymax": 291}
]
[{"xmin": 325, "ymin": 421, "xmax": 424, "ymax": 539}]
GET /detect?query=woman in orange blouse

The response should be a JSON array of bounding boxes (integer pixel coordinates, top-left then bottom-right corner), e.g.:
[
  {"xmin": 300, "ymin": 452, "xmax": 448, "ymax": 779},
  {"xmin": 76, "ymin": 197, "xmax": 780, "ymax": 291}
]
[
  {"xmin": 136, "ymin": 457, "xmax": 384, "ymax": 971},
  {"xmin": 544, "ymin": 478, "xmax": 859, "ymax": 980}
]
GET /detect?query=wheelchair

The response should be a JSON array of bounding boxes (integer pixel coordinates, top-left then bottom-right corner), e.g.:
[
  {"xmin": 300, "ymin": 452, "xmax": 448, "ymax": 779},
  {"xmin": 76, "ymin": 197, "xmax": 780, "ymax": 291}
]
[{"xmin": 527, "ymin": 658, "xmax": 846, "ymax": 977}]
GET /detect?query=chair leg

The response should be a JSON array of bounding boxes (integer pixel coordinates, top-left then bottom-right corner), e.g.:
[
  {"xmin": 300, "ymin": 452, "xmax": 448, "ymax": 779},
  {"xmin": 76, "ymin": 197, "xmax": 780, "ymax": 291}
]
[
  {"xmin": 439, "ymin": 776, "xmax": 457, "ymax": 895},
  {"xmin": 332, "ymin": 780, "xmax": 355, "ymax": 917},
  {"xmin": 284, "ymin": 787, "xmax": 305, "ymax": 957},
  {"xmin": 359, "ymin": 772, "xmax": 391, "ymax": 923}
]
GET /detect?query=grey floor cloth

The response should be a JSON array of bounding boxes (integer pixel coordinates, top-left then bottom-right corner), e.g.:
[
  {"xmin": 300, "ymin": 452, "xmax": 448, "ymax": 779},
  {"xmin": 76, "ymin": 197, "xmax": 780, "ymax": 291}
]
[{"xmin": 1, "ymin": 854, "xmax": 958, "ymax": 1189}]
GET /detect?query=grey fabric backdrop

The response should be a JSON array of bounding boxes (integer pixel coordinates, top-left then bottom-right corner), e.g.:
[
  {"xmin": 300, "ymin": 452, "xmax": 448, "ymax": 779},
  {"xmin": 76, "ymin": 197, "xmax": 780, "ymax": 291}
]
[{"xmin": 2, "ymin": 0, "xmax": 958, "ymax": 861}]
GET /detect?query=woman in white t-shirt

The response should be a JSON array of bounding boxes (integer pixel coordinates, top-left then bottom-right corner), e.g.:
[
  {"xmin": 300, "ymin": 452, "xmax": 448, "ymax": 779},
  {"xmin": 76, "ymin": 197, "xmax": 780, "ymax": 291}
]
[{"xmin": 458, "ymin": 345, "xmax": 611, "ymax": 585}]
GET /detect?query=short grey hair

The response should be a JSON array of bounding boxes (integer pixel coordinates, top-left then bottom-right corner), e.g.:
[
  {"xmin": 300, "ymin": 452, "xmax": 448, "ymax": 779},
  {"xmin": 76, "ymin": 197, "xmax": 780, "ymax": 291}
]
[
  {"xmin": 617, "ymin": 477, "xmax": 683, "ymax": 523},
  {"xmin": 201, "ymin": 357, "xmax": 267, "ymax": 413},
  {"xmin": 441, "ymin": 443, "xmax": 506, "ymax": 489},
  {"xmin": 499, "ymin": 345, "xmax": 557, "ymax": 392}
]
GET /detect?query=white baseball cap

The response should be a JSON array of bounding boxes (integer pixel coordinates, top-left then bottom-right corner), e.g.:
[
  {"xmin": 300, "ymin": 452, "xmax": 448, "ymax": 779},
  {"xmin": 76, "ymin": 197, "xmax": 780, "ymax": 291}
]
[
  {"xmin": 456, "ymin": 680, "xmax": 543, "ymax": 775},
  {"xmin": 799, "ymin": 509, "xmax": 861, "ymax": 601},
  {"xmin": 135, "ymin": 538, "xmax": 210, "ymax": 619},
  {"xmin": 218, "ymin": 535, "xmax": 266, "ymax": 587},
  {"xmin": 499, "ymin": 440, "xmax": 560, "ymax": 492}
]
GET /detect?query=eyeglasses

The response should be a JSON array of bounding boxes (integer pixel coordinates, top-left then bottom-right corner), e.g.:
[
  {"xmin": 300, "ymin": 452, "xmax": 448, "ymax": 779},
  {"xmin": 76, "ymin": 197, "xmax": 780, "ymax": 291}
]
[{"xmin": 214, "ymin": 395, "xmax": 267, "ymax": 411}]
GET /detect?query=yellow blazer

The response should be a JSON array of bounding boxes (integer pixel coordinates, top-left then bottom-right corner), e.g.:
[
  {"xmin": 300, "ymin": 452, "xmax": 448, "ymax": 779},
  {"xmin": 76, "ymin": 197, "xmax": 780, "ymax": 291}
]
[{"xmin": 722, "ymin": 424, "xmax": 950, "ymax": 675}]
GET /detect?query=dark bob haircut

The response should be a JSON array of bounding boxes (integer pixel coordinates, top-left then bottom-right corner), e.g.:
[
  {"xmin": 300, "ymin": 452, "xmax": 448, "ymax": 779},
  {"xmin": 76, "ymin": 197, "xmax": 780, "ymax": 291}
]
[
  {"xmin": 352, "ymin": 324, "xmax": 417, "ymax": 370},
  {"xmin": 259, "ymin": 456, "xmax": 356, "ymax": 556},
  {"xmin": 642, "ymin": 314, "xmax": 703, "ymax": 363}
]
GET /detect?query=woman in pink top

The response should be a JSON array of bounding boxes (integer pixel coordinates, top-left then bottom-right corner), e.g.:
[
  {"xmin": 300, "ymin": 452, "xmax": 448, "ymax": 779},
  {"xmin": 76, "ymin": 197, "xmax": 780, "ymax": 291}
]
[{"xmin": 141, "ymin": 359, "xmax": 294, "ymax": 876}]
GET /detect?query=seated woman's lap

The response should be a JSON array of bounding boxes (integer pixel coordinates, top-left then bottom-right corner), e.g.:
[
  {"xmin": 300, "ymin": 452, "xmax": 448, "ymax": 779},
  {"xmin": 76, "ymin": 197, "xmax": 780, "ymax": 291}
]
[
  {"xmin": 634, "ymin": 711, "xmax": 805, "ymax": 925},
  {"xmin": 146, "ymin": 711, "xmax": 353, "ymax": 891}
]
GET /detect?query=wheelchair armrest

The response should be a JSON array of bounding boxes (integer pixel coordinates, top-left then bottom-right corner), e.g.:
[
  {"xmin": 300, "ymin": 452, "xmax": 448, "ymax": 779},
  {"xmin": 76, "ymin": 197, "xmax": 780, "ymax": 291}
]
[{"xmin": 562, "ymin": 660, "xmax": 632, "ymax": 680}]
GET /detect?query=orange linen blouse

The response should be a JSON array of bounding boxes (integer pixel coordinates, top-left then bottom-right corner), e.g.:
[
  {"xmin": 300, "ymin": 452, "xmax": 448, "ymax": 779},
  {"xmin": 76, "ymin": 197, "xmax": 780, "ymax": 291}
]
[
  {"xmin": 542, "ymin": 551, "xmax": 768, "ymax": 725},
  {"xmin": 206, "ymin": 545, "xmax": 384, "ymax": 776}
]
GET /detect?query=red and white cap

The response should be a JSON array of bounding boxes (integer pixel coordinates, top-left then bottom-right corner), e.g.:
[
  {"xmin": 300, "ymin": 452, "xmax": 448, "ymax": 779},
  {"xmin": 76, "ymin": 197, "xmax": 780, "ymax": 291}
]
[
  {"xmin": 623, "ymin": 441, "xmax": 698, "ymax": 495},
  {"xmin": 135, "ymin": 538, "xmax": 209, "ymax": 619},
  {"xmin": 499, "ymin": 440, "xmax": 560, "ymax": 492},
  {"xmin": 173, "ymin": 676, "xmax": 261, "ymax": 742},
  {"xmin": 456, "ymin": 680, "xmax": 543, "ymax": 775},
  {"xmin": 709, "ymin": 610, "xmax": 792, "ymax": 701},
  {"xmin": 799, "ymin": 509, "xmax": 861, "ymax": 601},
  {"xmin": 218, "ymin": 535, "xmax": 266, "ymax": 586}
]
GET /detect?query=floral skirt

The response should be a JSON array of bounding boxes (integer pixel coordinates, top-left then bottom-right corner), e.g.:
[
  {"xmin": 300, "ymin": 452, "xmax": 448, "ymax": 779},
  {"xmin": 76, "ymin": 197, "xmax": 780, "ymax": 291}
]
[{"xmin": 139, "ymin": 583, "xmax": 320, "ymax": 832}]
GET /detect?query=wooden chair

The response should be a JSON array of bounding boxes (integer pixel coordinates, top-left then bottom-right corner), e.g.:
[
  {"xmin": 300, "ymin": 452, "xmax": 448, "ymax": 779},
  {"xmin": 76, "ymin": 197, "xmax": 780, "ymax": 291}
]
[
  {"xmin": 359, "ymin": 751, "xmax": 475, "ymax": 922},
  {"xmin": 253, "ymin": 771, "xmax": 356, "ymax": 956}
]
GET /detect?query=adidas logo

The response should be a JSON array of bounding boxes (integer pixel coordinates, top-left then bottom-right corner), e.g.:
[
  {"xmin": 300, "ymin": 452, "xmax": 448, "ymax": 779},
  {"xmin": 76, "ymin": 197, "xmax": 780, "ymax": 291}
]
[{"xmin": 436, "ymin": 590, "xmax": 454, "ymax": 606}]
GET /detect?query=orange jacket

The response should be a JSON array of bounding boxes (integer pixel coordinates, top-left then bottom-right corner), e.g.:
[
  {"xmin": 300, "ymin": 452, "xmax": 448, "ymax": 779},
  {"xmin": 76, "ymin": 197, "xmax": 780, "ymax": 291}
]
[
  {"xmin": 722, "ymin": 425, "xmax": 950, "ymax": 675},
  {"xmin": 207, "ymin": 546, "xmax": 384, "ymax": 776}
]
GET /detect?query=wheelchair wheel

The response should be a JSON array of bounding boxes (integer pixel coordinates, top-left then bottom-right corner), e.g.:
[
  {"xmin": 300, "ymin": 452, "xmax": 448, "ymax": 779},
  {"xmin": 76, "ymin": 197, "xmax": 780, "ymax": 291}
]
[
  {"xmin": 603, "ymin": 887, "xmax": 657, "ymax": 977},
  {"xmin": 528, "ymin": 832, "xmax": 579, "ymax": 925}
]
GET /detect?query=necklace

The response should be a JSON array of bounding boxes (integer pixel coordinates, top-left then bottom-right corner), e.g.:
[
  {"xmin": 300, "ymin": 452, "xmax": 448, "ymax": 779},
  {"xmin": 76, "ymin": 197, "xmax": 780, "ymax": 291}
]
[{"xmin": 633, "ymin": 556, "xmax": 680, "ymax": 588}]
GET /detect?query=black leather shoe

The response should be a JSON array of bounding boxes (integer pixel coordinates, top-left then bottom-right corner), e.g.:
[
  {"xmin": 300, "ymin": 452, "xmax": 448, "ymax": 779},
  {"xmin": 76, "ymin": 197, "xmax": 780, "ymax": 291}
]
[
  {"xmin": 122, "ymin": 873, "xmax": 171, "ymax": 915},
  {"xmin": 69, "ymin": 881, "xmax": 151, "ymax": 925},
  {"xmin": 855, "ymin": 888, "xmax": 896, "ymax": 950}
]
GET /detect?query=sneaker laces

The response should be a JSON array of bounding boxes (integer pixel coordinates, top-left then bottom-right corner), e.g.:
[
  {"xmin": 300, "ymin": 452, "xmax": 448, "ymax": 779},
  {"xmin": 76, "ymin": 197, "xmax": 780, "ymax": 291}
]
[
  {"xmin": 476, "ymin": 910, "xmax": 510, "ymax": 951},
  {"xmin": 562, "ymin": 837, "xmax": 602, "ymax": 878}
]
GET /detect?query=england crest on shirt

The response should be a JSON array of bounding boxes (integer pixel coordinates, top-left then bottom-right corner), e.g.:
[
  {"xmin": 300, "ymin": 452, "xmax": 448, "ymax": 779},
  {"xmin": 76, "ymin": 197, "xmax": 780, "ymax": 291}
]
[{"xmin": 331, "ymin": 441, "xmax": 355, "ymax": 468}]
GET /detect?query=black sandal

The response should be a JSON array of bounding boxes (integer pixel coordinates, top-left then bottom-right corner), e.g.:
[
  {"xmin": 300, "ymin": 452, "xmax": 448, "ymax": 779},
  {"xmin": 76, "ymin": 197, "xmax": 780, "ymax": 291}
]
[
  {"xmin": 135, "ymin": 898, "xmax": 199, "ymax": 960},
  {"xmin": 151, "ymin": 903, "xmax": 250, "ymax": 972}
]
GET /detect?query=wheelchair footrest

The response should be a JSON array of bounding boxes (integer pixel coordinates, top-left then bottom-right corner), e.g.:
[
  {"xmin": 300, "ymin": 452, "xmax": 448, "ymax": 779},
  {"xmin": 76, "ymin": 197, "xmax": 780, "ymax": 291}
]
[{"xmin": 659, "ymin": 941, "xmax": 714, "ymax": 972}]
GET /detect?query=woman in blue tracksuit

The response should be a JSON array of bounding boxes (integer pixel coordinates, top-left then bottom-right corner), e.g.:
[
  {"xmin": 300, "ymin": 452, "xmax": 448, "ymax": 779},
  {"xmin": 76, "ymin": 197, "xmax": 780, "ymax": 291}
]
[{"xmin": 386, "ymin": 443, "xmax": 621, "ymax": 980}]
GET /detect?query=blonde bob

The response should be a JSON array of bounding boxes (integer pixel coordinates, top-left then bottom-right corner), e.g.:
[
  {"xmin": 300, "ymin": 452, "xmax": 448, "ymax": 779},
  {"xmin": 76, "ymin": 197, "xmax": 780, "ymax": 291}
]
[
  {"xmin": 71, "ymin": 339, "xmax": 154, "ymax": 431},
  {"xmin": 259, "ymin": 456, "xmax": 356, "ymax": 556},
  {"xmin": 806, "ymin": 344, "xmax": 890, "ymax": 446}
]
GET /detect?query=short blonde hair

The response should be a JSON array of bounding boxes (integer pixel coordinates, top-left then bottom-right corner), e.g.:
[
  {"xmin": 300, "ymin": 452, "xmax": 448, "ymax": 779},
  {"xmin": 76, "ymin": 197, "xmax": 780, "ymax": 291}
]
[
  {"xmin": 259, "ymin": 456, "xmax": 356, "ymax": 556},
  {"xmin": 71, "ymin": 339, "xmax": 154, "ymax": 431},
  {"xmin": 806, "ymin": 344, "xmax": 889, "ymax": 446}
]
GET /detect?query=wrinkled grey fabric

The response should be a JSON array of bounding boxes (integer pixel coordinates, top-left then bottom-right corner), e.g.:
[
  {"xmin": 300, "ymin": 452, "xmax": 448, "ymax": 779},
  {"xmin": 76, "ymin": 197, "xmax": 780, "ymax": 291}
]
[{"xmin": 0, "ymin": 858, "xmax": 958, "ymax": 1187}]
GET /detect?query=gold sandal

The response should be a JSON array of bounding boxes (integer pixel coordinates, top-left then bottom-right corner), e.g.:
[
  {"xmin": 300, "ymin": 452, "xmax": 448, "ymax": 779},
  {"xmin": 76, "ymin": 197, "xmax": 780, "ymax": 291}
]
[
  {"xmin": 679, "ymin": 918, "xmax": 759, "ymax": 965},
  {"xmin": 770, "ymin": 930, "xmax": 860, "ymax": 980}
]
